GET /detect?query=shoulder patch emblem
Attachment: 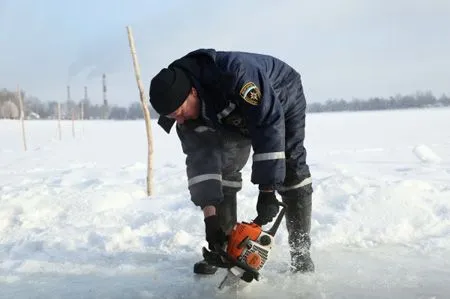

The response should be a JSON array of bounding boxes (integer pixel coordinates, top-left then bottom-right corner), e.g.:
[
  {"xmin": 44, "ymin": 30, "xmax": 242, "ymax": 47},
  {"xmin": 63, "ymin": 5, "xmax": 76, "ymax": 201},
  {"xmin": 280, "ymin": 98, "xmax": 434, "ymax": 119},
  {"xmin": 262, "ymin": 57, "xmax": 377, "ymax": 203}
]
[{"xmin": 239, "ymin": 82, "xmax": 261, "ymax": 105}]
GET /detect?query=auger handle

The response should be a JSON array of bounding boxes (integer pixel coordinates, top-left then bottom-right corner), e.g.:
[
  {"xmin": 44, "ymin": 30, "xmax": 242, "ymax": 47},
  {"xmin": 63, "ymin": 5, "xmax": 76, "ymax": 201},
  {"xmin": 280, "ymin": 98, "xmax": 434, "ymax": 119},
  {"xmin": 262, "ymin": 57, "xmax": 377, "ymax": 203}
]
[{"xmin": 266, "ymin": 201, "xmax": 287, "ymax": 236}]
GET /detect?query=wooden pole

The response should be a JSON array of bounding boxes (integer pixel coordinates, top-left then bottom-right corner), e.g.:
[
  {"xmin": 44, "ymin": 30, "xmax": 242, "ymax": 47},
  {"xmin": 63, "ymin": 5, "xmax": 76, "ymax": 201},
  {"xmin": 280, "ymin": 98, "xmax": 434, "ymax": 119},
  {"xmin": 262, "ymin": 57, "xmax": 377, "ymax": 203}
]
[
  {"xmin": 80, "ymin": 101, "xmax": 84, "ymax": 134},
  {"xmin": 72, "ymin": 109, "xmax": 75, "ymax": 138},
  {"xmin": 57, "ymin": 102, "xmax": 62, "ymax": 140},
  {"xmin": 17, "ymin": 85, "xmax": 27, "ymax": 151},
  {"xmin": 126, "ymin": 25, "xmax": 154, "ymax": 197}
]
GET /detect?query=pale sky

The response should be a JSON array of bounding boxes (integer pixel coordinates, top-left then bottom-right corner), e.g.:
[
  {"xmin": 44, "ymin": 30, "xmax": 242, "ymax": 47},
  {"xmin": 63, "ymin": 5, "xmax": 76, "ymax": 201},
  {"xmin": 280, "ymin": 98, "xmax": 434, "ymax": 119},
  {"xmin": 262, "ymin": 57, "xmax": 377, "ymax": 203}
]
[{"xmin": 1, "ymin": 0, "xmax": 449, "ymax": 106}]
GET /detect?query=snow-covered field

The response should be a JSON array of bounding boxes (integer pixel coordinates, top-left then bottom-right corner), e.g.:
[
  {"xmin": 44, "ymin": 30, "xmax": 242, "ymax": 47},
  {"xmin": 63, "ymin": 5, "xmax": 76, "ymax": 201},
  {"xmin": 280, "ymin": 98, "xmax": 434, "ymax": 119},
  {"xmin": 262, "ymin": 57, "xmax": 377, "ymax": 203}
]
[{"xmin": 1, "ymin": 108, "xmax": 449, "ymax": 299}]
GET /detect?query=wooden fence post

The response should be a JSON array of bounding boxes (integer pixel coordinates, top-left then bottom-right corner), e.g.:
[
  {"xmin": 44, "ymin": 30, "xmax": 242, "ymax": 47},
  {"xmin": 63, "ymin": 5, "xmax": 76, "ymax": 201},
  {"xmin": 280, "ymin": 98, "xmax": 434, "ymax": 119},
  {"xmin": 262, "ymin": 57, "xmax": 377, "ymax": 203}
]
[
  {"xmin": 17, "ymin": 85, "xmax": 27, "ymax": 151},
  {"xmin": 72, "ymin": 109, "xmax": 75, "ymax": 138},
  {"xmin": 57, "ymin": 102, "xmax": 62, "ymax": 140}
]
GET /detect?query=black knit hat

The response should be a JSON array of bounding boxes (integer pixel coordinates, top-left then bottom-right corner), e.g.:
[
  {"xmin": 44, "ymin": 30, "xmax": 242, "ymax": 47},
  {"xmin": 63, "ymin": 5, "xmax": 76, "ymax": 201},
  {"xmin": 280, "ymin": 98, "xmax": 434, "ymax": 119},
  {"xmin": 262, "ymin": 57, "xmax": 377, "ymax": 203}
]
[{"xmin": 149, "ymin": 67, "xmax": 192, "ymax": 116}]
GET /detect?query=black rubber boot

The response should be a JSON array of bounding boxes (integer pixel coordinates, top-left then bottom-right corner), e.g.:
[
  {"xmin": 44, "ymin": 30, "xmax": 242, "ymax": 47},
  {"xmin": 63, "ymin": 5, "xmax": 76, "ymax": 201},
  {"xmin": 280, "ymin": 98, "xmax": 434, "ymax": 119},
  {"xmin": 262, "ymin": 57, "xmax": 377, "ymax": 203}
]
[
  {"xmin": 193, "ymin": 260, "xmax": 218, "ymax": 275},
  {"xmin": 193, "ymin": 192, "xmax": 237, "ymax": 275},
  {"xmin": 282, "ymin": 193, "xmax": 315, "ymax": 273}
]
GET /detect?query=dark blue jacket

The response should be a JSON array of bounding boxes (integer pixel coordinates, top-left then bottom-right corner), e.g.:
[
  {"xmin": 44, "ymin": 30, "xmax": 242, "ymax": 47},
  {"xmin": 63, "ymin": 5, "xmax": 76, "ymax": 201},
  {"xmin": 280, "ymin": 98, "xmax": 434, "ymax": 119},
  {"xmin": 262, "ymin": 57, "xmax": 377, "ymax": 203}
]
[{"xmin": 157, "ymin": 49, "xmax": 307, "ymax": 207}]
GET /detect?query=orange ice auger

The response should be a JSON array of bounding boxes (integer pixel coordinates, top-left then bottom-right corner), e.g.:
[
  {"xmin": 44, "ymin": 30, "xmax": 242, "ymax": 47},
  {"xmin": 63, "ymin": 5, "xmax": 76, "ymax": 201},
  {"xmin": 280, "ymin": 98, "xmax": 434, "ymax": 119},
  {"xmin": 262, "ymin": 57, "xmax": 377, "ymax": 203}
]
[{"xmin": 203, "ymin": 200, "xmax": 287, "ymax": 289}]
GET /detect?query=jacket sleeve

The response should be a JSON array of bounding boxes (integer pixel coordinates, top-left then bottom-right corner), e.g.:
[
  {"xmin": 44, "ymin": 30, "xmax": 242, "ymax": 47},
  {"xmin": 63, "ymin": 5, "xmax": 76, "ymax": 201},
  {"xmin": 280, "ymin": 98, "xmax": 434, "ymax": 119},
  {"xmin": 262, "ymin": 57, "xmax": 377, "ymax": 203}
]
[
  {"xmin": 229, "ymin": 61, "xmax": 286, "ymax": 188},
  {"xmin": 176, "ymin": 121, "xmax": 224, "ymax": 208}
]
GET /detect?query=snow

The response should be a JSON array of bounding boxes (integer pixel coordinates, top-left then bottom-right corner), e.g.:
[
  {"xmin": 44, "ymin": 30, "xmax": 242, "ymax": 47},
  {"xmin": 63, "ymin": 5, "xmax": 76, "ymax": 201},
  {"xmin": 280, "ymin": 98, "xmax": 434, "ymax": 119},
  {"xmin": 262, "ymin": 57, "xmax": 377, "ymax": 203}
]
[
  {"xmin": 1, "ymin": 107, "xmax": 450, "ymax": 299},
  {"xmin": 413, "ymin": 144, "xmax": 443, "ymax": 164}
]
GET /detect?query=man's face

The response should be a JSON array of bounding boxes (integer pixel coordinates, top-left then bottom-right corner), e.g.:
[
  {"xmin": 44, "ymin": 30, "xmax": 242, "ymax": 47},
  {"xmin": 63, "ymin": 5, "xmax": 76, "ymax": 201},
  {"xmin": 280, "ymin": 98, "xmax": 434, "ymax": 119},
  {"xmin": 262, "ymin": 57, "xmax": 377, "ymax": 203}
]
[{"xmin": 166, "ymin": 87, "xmax": 200, "ymax": 124}]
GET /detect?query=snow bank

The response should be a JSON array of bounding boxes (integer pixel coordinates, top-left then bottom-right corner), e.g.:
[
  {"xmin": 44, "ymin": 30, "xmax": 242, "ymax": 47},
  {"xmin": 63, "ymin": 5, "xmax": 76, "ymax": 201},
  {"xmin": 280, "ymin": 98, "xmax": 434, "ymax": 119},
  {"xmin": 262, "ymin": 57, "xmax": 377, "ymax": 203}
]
[{"xmin": 413, "ymin": 144, "xmax": 443, "ymax": 164}]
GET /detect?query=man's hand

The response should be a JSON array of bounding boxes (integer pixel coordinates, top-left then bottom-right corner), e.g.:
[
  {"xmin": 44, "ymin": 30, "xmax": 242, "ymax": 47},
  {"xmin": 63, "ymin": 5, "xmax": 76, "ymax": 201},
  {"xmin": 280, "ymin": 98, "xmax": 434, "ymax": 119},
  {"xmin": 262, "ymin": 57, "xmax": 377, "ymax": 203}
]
[
  {"xmin": 255, "ymin": 191, "xmax": 280, "ymax": 225},
  {"xmin": 204, "ymin": 215, "xmax": 227, "ymax": 251}
]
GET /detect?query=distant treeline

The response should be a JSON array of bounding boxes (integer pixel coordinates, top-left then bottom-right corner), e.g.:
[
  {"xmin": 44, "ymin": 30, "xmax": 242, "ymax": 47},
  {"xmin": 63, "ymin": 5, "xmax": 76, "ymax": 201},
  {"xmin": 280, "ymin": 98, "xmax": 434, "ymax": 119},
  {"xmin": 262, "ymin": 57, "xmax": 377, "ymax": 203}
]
[
  {"xmin": 306, "ymin": 91, "xmax": 450, "ymax": 113},
  {"xmin": 0, "ymin": 88, "xmax": 157, "ymax": 120},
  {"xmin": 1, "ymin": 88, "xmax": 449, "ymax": 120}
]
